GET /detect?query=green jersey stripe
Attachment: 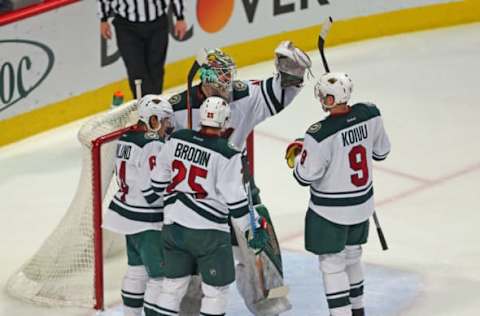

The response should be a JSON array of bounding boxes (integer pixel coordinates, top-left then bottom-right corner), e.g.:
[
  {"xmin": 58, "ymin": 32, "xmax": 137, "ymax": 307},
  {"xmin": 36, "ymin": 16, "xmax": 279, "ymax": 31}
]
[
  {"xmin": 310, "ymin": 187, "xmax": 373, "ymax": 207},
  {"xmin": 109, "ymin": 202, "xmax": 164, "ymax": 223},
  {"xmin": 311, "ymin": 182, "xmax": 372, "ymax": 196},
  {"xmin": 266, "ymin": 77, "xmax": 284, "ymax": 114},
  {"xmin": 226, "ymin": 198, "xmax": 248, "ymax": 207},
  {"xmin": 260, "ymin": 80, "xmax": 275, "ymax": 116},
  {"xmin": 144, "ymin": 192, "xmax": 160, "ymax": 204},
  {"xmin": 229, "ymin": 205, "xmax": 250, "ymax": 218},
  {"xmin": 164, "ymin": 193, "xmax": 228, "ymax": 224},
  {"xmin": 293, "ymin": 169, "xmax": 311, "ymax": 186},
  {"xmin": 113, "ymin": 196, "xmax": 163, "ymax": 210}
]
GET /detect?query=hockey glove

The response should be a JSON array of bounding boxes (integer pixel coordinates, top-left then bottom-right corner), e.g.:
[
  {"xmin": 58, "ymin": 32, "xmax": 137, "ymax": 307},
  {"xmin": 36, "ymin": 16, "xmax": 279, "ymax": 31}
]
[
  {"xmin": 247, "ymin": 217, "xmax": 270, "ymax": 254},
  {"xmin": 274, "ymin": 41, "xmax": 312, "ymax": 87},
  {"xmin": 285, "ymin": 138, "xmax": 304, "ymax": 169}
]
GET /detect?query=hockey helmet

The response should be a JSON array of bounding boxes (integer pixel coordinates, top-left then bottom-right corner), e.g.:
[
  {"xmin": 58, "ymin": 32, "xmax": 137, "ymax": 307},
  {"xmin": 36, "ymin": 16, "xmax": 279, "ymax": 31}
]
[
  {"xmin": 314, "ymin": 72, "xmax": 353, "ymax": 110},
  {"xmin": 199, "ymin": 96, "xmax": 230, "ymax": 129},
  {"xmin": 137, "ymin": 95, "xmax": 174, "ymax": 132}
]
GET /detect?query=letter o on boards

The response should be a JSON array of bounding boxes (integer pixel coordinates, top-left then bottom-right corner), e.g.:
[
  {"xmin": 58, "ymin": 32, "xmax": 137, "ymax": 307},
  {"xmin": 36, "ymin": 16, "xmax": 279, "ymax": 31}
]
[{"xmin": 0, "ymin": 62, "xmax": 15, "ymax": 104}]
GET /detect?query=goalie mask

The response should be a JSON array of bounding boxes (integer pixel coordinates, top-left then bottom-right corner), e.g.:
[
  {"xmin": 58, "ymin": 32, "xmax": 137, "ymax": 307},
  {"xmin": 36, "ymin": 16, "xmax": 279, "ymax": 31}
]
[
  {"xmin": 314, "ymin": 72, "xmax": 353, "ymax": 111},
  {"xmin": 200, "ymin": 96, "xmax": 230, "ymax": 129},
  {"xmin": 137, "ymin": 95, "xmax": 174, "ymax": 133},
  {"xmin": 198, "ymin": 48, "xmax": 237, "ymax": 101}
]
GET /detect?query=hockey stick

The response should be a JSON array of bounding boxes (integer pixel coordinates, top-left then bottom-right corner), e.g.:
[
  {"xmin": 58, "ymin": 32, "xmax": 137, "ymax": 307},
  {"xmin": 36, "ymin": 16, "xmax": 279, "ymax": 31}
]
[
  {"xmin": 317, "ymin": 17, "xmax": 389, "ymax": 251},
  {"xmin": 373, "ymin": 211, "xmax": 388, "ymax": 251},
  {"xmin": 134, "ymin": 79, "xmax": 143, "ymax": 99},
  {"xmin": 241, "ymin": 155, "xmax": 289, "ymax": 300},
  {"xmin": 318, "ymin": 16, "xmax": 333, "ymax": 73},
  {"xmin": 186, "ymin": 60, "xmax": 200, "ymax": 129}
]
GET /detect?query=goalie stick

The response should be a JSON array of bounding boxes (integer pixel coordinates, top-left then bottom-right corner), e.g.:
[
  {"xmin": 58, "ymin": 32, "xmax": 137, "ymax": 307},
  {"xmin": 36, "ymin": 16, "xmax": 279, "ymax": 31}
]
[
  {"xmin": 317, "ymin": 16, "xmax": 389, "ymax": 251},
  {"xmin": 241, "ymin": 155, "xmax": 289, "ymax": 301}
]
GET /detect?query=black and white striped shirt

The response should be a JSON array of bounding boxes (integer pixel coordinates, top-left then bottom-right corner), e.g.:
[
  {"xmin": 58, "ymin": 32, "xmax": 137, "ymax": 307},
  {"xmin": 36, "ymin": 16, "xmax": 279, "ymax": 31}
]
[{"xmin": 97, "ymin": 0, "xmax": 184, "ymax": 23}]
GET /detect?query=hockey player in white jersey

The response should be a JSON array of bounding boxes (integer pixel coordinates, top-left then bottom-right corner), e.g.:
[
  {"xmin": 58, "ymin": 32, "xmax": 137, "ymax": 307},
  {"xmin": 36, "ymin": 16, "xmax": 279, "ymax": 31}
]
[
  {"xmin": 286, "ymin": 72, "xmax": 391, "ymax": 316},
  {"xmin": 150, "ymin": 96, "xmax": 269, "ymax": 316},
  {"xmin": 167, "ymin": 42, "xmax": 311, "ymax": 315},
  {"xmin": 103, "ymin": 95, "xmax": 174, "ymax": 316}
]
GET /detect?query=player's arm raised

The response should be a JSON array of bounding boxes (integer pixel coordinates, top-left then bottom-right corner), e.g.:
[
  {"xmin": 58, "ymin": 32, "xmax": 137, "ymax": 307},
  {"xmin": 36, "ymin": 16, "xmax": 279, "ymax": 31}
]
[{"xmin": 242, "ymin": 41, "xmax": 312, "ymax": 124}]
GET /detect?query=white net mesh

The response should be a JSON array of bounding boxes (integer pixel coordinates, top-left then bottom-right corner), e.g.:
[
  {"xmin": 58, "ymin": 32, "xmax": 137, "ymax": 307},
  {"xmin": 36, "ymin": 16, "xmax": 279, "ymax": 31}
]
[{"xmin": 6, "ymin": 101, "xmax": 139, "ymax": 308}]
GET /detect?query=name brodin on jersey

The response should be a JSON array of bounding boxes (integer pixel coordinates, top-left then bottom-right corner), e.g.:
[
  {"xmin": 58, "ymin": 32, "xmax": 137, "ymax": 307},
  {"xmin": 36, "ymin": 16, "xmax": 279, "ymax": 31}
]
[
  {"xmin": 341, "ymin": 123, "xmax": 368, "ymax": 147},
  {"xmin": 174, "ymin": 142, "xmax": 211, "ymax": 168}
]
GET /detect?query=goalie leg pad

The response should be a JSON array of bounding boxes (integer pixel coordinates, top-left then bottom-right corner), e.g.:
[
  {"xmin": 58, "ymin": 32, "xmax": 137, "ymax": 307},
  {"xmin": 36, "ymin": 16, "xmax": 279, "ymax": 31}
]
[
  {"xmin": 122, "ymin": 265, "xmax": 148, "ymax": 315},
  {"xmin": 346, "ymin": 245, "xmax": 364, "ymax": 309},
  {"xmin": 200, "ymin": 282, "xmax": 230, "ymax": 315},
  {"xmin": 318, "ymin": 252, "xmax": 352, "ymax": 316},
  {"xmin": 156, "ymin": 276, "xmax": 191, "ymax": 314}
]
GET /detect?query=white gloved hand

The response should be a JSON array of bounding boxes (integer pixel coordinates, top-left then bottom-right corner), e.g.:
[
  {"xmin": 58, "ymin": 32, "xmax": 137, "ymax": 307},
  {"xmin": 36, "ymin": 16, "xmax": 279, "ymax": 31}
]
[{"xmin": 274, "ymin": 41, "xmax": 312, "ymax": 87}]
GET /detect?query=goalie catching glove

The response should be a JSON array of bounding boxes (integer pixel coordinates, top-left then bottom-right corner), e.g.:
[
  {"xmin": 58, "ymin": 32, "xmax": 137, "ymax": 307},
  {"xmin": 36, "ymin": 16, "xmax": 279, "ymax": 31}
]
[
  {"xmin": 285, "ymin": 138, "xmax": 304, "ymax": 168},
  {"xmin": 275, "ymin": 41, "xmax": 312, "ymax": 87},
  {"xmin": 247, "ymin": 217, "xmax": 270, "ymax": 255}
]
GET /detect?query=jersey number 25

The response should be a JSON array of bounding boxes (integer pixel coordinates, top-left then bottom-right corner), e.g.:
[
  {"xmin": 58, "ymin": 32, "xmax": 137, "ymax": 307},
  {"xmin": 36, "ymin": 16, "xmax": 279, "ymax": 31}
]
[{"xmin": 167, "ymin": 160, "xmax": 208, "ymax": 198}]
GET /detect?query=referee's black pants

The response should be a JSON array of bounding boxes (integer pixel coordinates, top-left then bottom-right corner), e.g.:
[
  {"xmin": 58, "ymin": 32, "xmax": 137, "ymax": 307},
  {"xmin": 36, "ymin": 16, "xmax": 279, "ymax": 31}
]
[{"xmin": 113, "ymin": 15, "xmax": 169, "ymax": 98}]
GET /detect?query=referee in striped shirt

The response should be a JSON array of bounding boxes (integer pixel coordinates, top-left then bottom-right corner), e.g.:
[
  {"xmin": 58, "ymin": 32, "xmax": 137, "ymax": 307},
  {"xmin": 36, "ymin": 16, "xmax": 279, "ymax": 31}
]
[{"xmin": 98, "ymin": 0, "xmax": 187, "ymax": 97}]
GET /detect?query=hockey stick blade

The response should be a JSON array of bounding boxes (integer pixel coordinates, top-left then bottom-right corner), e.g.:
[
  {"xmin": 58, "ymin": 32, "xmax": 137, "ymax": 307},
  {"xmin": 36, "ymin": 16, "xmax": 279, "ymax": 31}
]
[{"xmin": 318, "ymin": 16, "xmax": 333, "ymax": 73}]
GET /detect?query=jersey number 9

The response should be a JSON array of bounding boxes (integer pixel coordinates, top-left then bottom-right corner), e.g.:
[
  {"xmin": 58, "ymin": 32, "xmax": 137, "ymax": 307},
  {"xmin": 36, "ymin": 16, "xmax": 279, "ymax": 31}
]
[{"xmin": 348, "ymin": 145, "xmax": 369, "ymax": 187}]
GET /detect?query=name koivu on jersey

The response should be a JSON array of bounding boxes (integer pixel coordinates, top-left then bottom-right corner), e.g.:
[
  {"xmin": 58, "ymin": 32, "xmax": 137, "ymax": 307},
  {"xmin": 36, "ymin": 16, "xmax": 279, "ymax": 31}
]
[
  {"xmin": 174, "ymin": 142, "xmax": 211, "ymax": 167},
  {"xmin": 341, "ymin": 123, "xmax": 368, "ymax": 147}
]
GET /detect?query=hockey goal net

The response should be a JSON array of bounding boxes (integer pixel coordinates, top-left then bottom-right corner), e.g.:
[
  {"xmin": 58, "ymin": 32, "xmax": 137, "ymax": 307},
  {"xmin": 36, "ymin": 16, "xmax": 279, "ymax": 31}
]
[
  {"xmin": 6, "ymin": 101, "xmax": 140, "ymax": 310},
  {"xmin": 5, "ymin": 99, "xmax": 255, "ymax": 310}
]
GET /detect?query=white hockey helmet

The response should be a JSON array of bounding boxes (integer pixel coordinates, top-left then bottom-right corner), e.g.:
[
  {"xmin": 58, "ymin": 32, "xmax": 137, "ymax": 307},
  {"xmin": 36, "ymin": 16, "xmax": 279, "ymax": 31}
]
[
  {"xmin": 137, "ymin": 94, "xmax": 174, "ymax": 132},
  {"xmin": 314, "ymin": 72, "xmax": 353, "ymax": 110},
  {"xmin": 200, "ymin": 96, "xmax": 230, "ymax": 128}
]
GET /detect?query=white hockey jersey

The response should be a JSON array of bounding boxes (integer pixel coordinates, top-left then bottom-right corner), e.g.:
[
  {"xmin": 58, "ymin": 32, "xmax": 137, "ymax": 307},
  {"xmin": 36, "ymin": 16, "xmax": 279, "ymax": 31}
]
[
  {"xmin": 294, "ymin": 103, "xmax": 391, "ymax": 225},
  {"xmin": 168, "ymin": 76, "xmax": 301, "ymax": 148},
  {"xmin": 103, "ymin": 132, "xmax": 164, "ymax": 235},
  {"xmin": 151, "ymin": 129, "xmax": 254, "ymax": 233}
]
